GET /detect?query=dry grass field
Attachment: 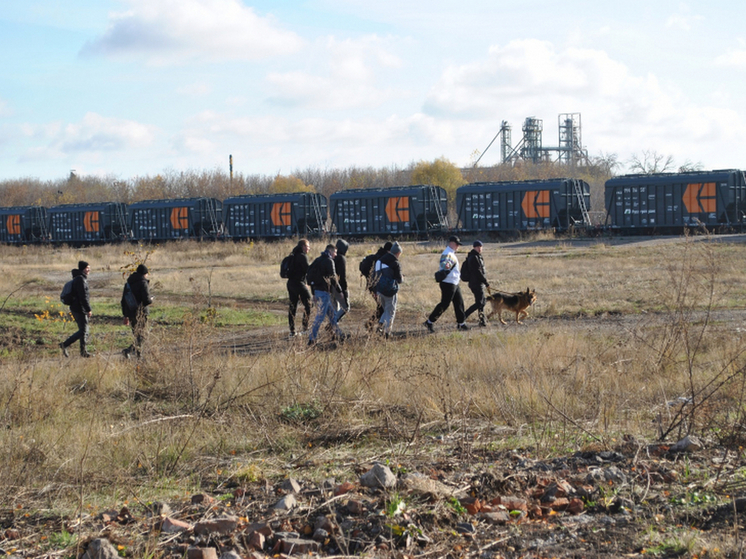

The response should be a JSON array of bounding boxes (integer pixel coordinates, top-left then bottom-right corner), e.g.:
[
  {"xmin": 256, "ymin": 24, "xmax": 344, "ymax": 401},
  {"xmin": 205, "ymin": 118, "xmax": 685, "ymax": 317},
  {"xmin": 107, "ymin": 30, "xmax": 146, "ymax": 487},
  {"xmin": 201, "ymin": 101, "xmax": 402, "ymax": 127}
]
[{"xmin": 2, "ymin": 233, "xmax": 746, "ymax": 558}]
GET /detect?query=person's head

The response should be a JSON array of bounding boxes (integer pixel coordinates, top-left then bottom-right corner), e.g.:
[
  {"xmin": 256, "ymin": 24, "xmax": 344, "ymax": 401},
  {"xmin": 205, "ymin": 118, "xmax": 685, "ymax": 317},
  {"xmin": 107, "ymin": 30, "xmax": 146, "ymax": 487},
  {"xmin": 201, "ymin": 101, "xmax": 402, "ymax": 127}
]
[
  {"xmin": 325, "ymin": 243, "xmax": 337, "ymax": 258},
  {"xmin": 391, "ymin": 242, "xmax": 402, "ymax": 259},
  {"xmin": 136, "ymin": 264, "xmax": 149, "ymax": 276},
  {"xmin": 473, "ymin": 240, "xmax": 483, "ymax": 254},
  {"xmin": 78, "ymin": 260, "xmax": 90, "ymax": 276},
  {"xmin": 382, "ymin": 241, "xmax": 393, "ymax": 253},
  {"xmin": 297, "ymin": 239, "xmax": 310, "ymax": 253},
  {"xmin": 448, "ymin": 236, "xmax": 462, "ymax": 250},
  {"xmin": 335, "ymin": 238, "xmax": 349, "ymax": 256}
]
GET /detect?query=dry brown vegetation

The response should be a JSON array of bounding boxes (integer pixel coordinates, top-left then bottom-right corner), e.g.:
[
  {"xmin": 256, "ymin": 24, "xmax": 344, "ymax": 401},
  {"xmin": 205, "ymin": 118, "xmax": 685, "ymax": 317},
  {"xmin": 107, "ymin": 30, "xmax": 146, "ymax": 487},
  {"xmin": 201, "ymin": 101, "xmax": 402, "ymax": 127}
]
[{"xmin": 2, "ymin": 233, "xmax": 746, "ymax": 557}]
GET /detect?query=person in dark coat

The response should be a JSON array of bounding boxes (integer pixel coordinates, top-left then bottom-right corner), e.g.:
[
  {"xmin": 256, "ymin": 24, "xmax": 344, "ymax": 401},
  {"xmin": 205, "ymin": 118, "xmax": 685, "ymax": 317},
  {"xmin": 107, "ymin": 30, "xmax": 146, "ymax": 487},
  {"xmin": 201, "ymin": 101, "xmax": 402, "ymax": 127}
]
[
  {"xmin": 463, "ymin": 240, "xmax": 490, "ymax": 327},
  {"xmin": 374, "ymin": 242, "xmax": 403, "ymax": 337},
  {"xmin": 333, "ymin": 239, "xmax": 350, "ymax": 323},
  {"xmin": 307, "ymin": 244, "xmax": 345, "ymax": 346},
  {"xmin": 287, "ymin": 239, "xmax": 312, "ymax": 337},
  {"xmin": 121, "ymin": 264, "xmax": 154, "ymax": 358},
  {"xmin": 60, "ymin": 260, "xmax": 93, "ymax": 357},
  {"xmin": 365, "ymin": 241, "xmax": 392, "ymax": 330}
]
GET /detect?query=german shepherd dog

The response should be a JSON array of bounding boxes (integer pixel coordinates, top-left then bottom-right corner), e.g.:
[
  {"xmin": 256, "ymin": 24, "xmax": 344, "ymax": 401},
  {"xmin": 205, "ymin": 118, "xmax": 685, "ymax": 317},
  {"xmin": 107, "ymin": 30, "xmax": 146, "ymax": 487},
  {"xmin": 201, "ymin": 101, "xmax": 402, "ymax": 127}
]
[{"xmin": 486, "ymin": 287, "xmax": 537, "ymax": 324}]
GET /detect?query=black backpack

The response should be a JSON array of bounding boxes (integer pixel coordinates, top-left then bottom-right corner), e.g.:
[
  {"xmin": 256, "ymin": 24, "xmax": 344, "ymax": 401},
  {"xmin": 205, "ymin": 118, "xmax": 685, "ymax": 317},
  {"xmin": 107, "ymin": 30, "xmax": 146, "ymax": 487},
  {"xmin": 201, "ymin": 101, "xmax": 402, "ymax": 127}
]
[
  {"xmin": 359, "ymin": 253, "xmax": 377, "ymax": 278},
  {"xmin": 460, "ymin": 256, "xmax": 471, "ymax": 282},
  {"xmin": 122, "ymin": 282, "xmax": 138, "ymax": 315},
  {"xmin": 280, "ymin": 253, "xmax": 294, "ymax": 279},
  {"xmin": 306, "ymin": 257, "xmax": 322, "ymax": 288},
  {"xmin": 60, "ymin": 279, "xmax": 75, "ymax": 305}
]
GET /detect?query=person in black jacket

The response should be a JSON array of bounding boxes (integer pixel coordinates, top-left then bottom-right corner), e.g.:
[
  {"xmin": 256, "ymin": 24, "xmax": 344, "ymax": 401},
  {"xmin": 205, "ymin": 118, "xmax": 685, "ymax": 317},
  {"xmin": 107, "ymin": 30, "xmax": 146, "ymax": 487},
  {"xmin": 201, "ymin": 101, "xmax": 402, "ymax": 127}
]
[
  {"xmin": 333, "ymin": 239, "xmax": 350, "ymax": 323},
  {"xmin": 121, "ymin": 264, "xmax": 154, "ymax": 358},
  {"xmin": 307, "ymin": 244, "xmax": 344, "ymax": 346},
  {"xmin": 287, "ymin": 239, "xmax": 312, "ymax": 337},
  {"xmin": 364, "ymin": 241, "xmax": 392, "ymax": 330},
  {"xmin": 374, "ymin": 242, "xmax": 403, "ymax": 338},
  {"xmin": 463, "ymin": 240, "xmax": 490, "ymax": 327},
  {"xmin": 60, "ymin": 260, "xmax": 93, "ymax": 357}
]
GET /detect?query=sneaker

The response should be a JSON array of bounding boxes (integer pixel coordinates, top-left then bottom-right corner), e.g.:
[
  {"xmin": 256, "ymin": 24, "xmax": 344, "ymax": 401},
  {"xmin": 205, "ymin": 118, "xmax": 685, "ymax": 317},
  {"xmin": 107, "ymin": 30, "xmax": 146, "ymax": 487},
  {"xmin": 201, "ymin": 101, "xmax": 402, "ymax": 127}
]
[
  {"xmin": 307, "ymin": 339, "xmax": 316, "ymax": 347},
  {"xmin": 457, "ymin": 323, "xmax": 470, "ymax": 331},
  {"xmin": 478, "ymin": 321, "xmax": 488, "ymax": 328},
  {"xmin": 423, "ymin": 320, "xmax": 435, "ymax": 333},
  {"xmin": 122, "ymin": 348, "xmax": 131, "ymax": 359},
  {"xmin": 80, "ymin": 351, "xmax": 93, "ymax": 358},
  {"xmin": 59, "ymin": 343, "xmax": 69, "ymax": 358}
]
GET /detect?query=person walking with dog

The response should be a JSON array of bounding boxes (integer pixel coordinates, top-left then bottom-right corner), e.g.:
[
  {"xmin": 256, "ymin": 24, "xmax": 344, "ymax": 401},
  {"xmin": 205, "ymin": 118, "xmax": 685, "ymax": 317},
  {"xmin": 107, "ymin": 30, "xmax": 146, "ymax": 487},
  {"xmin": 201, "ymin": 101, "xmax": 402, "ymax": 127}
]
[
  {"xmin": 121, "ymin": 264, "xmax": 154, "ymax": 359},
  {"xmin": 60, "ymin": 260, "xmax": 93, "ymax": 357},
  {"xmin": 286, "ymin": 239, "xmax": 312, "ymax": 337},
  {"xmin": 374, "ymin": 241, "xmax": 403, "ymax": 338},
  {"xmin": 307, "ymin": 244, "xmax": 345, "ymax": 346},
  {"xmin": 424, "ymin": 236, "xmax": 468, "ymax": 332},
  {"xmin": 463, "ymin": 240, "xmax": 490, "ymax": 327}
]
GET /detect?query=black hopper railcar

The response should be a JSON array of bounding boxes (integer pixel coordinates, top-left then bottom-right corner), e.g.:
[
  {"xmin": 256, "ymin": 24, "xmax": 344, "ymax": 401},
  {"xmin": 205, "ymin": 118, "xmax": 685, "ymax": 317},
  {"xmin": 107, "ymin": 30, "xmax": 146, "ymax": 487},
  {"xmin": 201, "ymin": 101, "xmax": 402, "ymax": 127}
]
[
  {"xmin": 223, "ymin": 192, "xmax": 327, "ymax": 239},
  {"xmin": 456, "ymin": 178, "xmax": 592, "ymax": 233},
  {"xmin": 48, "ymin": 202, "xmax": 128, "ymax": 244},
  {"xmin": 605, "ymin": 169, "xmax": 746, "ymax": 233},
  {"xmin": 0, "ymin": 206, "xmax": 49, "ymax": 243},
  {"xmin": 128, "ymin": 197, "xmax": 223, "ymax": 241},
  {"xmin": 329, "ymin": 184, "xmax": 448, "ymax": 236}
]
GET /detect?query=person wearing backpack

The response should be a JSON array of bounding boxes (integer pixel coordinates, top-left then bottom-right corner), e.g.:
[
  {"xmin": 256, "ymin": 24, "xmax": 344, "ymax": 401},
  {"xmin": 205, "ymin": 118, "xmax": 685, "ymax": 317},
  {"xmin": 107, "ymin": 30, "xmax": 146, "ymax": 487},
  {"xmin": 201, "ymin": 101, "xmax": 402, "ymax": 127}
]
[
  {"xmin": 333, "ymin": 239, "xmax": 350, "ymax": 323},
  {"xmin": 307, "ymin": 244, "xmax": 345, "ymax": 346},
  {"xmin": 374, "ymin": 242, "xmax": 403, "ymax": 338},
  {"xmin": 463, "ymin": 240, "xmax": 490, "ymax": 327},
  {"xmin": 121, "ymin": 264, "xmax": 154, "ymax": 359},
  {"xmin": 362, "ymin": 241, "xmax": 392, "ymax": 330},
  {"xmin": 423, "ymin": 236, "xmax": 468, "ymax": 333},
  {"xmin": 286, "ymin": 239, "xmax": 312, "ymax": 337},
  {"xmin": 60, "ymin": 260, "xmax": 93, "ymax": 358}
]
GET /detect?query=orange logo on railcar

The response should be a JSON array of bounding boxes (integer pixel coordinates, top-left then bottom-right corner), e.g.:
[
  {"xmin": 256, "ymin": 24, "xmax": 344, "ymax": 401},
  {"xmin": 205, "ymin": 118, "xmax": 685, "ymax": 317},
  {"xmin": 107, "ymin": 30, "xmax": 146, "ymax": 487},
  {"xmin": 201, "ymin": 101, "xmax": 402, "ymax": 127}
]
[
  {"xmin": 683, "ymin": 182, "xmax": 716, "ymax": 214},
  {"xmin": 7, "ymin": 215, "xmax": 21, "ymax": 235},
  {"xmin": 84, "ymin": 211, "xmax": 100, "ymax": 233},
  {"xmin": 271, "ymin": 202, "xmax": 292, "ymax": 226},
  {"xmin": 521, "ymin": 190, "xmax": 550, "ymax": 219},
  {"xmin": 385, "ymin": 197, "xmax": 410, "ymax": 222},
  {"xmin": 170, "ymin": 207, "xmax": 189, "ymax": 229}
]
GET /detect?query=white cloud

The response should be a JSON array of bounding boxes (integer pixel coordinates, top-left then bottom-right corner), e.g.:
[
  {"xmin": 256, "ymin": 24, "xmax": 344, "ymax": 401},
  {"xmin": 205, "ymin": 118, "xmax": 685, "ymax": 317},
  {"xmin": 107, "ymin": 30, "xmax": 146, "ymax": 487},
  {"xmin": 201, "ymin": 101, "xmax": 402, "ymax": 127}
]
[
  {"xmin": 81, "ymin": 0, "xmax": 304, "ymax": 64},
  {"xmin": 0, "ymin": 98, "xmax": 12, "ymax": 117},
  {"xmin": 264, "ymin": 35, "xmax": 404, "ymax": 110},
  {"xmin": 665, "ymin": 5, "xmax": 703, "ymax": 31},
  {"xmin": 715, "ymin": 45, "xmax": 746, "ymax": 68},
  {"xmin": 20, "ymin": 113, "xmax": 156, "ymax": 161}
]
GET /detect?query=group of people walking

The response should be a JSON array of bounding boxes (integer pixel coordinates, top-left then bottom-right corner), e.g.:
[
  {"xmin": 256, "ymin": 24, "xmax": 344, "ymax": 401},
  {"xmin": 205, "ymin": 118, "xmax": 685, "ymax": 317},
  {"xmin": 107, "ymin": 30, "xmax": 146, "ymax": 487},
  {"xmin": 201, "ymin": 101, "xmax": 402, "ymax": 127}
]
[
  {"xmin": 286, "ymin": 235, "xmax": 491, "ymax": 345},
  {"xmin": 58, "ymin": 237, "xmax": 491, "ymax": 358}
]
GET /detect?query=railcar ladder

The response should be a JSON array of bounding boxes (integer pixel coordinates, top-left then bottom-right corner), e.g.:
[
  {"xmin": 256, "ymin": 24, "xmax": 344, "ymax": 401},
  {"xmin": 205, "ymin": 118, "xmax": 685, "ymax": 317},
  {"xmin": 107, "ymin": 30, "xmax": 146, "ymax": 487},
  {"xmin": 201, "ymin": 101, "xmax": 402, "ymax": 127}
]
[
  {"xmin": 428, "ymin": 185, "xmax": 448, "ymax": 229},
  {"xmin": 573, "ymin": 180, "xmax": 591, "ymax": 225},
  {"xmin": 206, "ymin": 200, "xmax": 221, "ymax": 237},
  {"xmin": 310, "ymin": 195, "xmax": 326, "ymax": 234}
]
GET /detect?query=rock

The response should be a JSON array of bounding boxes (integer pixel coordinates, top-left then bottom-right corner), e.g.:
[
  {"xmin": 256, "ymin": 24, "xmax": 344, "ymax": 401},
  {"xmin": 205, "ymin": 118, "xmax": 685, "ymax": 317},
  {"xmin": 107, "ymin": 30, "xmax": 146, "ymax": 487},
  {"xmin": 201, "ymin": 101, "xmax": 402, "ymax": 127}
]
[
  {"xmin": 456, "ymin": 522, "xmax": 476, "ymax": 536},
  {"xmin": 501, "ymin": 496, "xmax": 528, "ymax": 512},
  {"xmin": 280, "ymin": 477, "xmax": 302, "ymax": 493},
  {"xmin": 81, "ymin": 538, "xmax": 119, "ymax": 559},
  {"xmin": 194, "ymin": 516, "xmax": 238, "ymax": 535},
  {"xmin": 314, "ymin": 515, "xmax": 336, "ymax": 533},
  {"xmin": 568, "ymin": 498, "xmax": 584, "ymax": 514},
  {"xmin": 187, "ymin": 547, "xmax": 218, "ymax": 559},
  {"xmin": 145, "ymin": 502, "xmax": 171, "ymax": 517},
  {"xmin": 273, "ymin": 493, "xmax": 297, "ymax": 511},
  {"xmin": 248, "ymin": 531, "xmax": 265, "ymax": 550},
  {"xmin": 398, "ymin": 473, "xmax": 455, "ymax": 498},
  {"xmin": 279, "ymin": 537, "xmax": 320, "ymax": 554},
  {"xmin": 191, "ymin": 493, "xmax": 215, "ymax": 505},
  {"xmin": 360, "ymin": 463, "xmax": 397, "ymax": 489},
  {"xmin": 219, "ymin": 552, "xmax": 242, "ymax": 559},
  {"xmin": 477, "ymin": 511, "xmax": 511, "ymax": 525},
  {"xmin": 313, "ymin": 528, "xmax": 329, "ymax": 542},
  {"xmin": 670, "ymin": 435, "xmax": 703, "ymax": 453},
  {"xmin": 334, "ymin": 481, "xmax": 355, "ymax": 495},
  {"xmin": 162, "ymin": 517, "xmax": 193, "ymax": 533}
]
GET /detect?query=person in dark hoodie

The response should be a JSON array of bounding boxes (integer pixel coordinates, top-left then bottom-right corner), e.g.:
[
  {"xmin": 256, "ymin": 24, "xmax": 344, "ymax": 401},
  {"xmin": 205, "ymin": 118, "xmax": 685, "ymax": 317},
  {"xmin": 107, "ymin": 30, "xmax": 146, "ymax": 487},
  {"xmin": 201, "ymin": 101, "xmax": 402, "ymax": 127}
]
[
  {"xmin": 286, "ymin": 239, "xmax": 312, "ymax": 337},
  {"xmin": 60, "ymin": 260, "xmax": 93, "ymax": 358},
  {"xmin": 374, "ymin": 241, "xmax": 403, "ymax": 338},
  {"xmin": 121, "ymin": 264, "xmax": 154, "ymax": 358},
  {"xmin": 463, "ymin": 240, "xmax": 490, "ymax": 327},
  {"xmin": 364, "ymin": 241, "xmax": 393, "ymax": 330},
  {"xmin": 307, "ymin": 244, "xmax": 345, "ymax": 346},
  {"xmin": 333, "ymin": 239, "xmax": 350, "ymax": 323}
]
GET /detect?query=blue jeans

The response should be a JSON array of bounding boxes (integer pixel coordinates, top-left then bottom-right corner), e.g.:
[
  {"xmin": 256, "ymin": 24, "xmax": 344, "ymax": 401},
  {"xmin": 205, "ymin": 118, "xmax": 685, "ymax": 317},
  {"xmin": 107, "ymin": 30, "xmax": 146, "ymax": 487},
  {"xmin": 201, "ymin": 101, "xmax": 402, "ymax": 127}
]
[{"xmin": 309, "ymin": 291, "xmax": 342, "ymax": 342}]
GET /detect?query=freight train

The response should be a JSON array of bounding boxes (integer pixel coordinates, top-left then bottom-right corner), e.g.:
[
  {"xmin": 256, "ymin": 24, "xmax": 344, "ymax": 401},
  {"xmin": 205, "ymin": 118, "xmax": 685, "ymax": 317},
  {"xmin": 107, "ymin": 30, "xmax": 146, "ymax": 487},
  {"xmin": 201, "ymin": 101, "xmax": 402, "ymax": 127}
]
[{"xmin": 1, "ymin": 170, "xmax": 744, "ymax": 245}]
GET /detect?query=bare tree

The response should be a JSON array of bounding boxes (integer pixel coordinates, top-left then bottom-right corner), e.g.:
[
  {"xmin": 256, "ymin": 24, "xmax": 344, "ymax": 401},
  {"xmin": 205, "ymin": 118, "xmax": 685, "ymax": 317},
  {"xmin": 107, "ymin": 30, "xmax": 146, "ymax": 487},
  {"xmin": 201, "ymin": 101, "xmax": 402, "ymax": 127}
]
[{"xmin": 627, "ymin": 150, "xmax": 675, "ymax": 174}]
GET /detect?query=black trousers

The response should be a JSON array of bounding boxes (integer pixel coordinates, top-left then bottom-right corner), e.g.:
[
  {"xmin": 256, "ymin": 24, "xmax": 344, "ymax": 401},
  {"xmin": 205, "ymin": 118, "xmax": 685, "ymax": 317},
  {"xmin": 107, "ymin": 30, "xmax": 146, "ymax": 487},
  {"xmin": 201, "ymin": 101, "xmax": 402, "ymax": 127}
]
[
  {"xmin": 63, "ymin": 311, "xmax": 89, "ymax": 354},
  {"xmin": 464, "ymin": 283, "xmax": 486, "ymax": 323},
  {"xmin": 287, "ymin": 279, "xmax": 311, "ymax": 334},
  {"xmin": 428, "ymin": 282, "xmax": 466, "ymax": 324},
  {"xmin": 126, "ymin": 310, "xmax": 148, "ymax": 357}
]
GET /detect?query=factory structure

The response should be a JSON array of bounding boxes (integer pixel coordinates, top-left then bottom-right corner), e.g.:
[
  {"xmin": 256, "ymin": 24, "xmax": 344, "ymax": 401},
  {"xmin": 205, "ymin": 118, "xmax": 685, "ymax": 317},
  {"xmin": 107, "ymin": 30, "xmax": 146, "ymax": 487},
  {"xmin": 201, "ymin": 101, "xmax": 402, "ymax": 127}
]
[{"xmin": 475, "ymin": 113, "xmax": 590, "ymax": 167}]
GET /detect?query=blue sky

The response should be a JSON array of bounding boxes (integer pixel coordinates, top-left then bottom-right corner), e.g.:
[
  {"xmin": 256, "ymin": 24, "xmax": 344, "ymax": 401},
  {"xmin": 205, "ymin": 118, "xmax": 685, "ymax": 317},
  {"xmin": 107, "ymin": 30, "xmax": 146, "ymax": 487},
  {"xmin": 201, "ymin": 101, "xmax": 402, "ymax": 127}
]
[{"xmin": 1, "ymin": 0, "xmax": 744, "ymax": 181}]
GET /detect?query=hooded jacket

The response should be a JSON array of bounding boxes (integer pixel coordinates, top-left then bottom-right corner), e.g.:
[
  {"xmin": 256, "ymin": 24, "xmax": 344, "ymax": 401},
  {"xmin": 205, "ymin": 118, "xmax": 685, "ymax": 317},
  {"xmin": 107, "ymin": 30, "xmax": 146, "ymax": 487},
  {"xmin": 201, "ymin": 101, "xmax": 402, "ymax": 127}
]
[
  {"xmin": 122, "ymin": 271, "xmax": 153, "ymax": 317},
  {"xmin": 288, "ymin": 244, "xmax": 310, "ymax": 283},
  {"xmin": 334, "ymin": 239, "xmax": 349, "ymax": 292},
  {"xmin": 465, "ymin": 249, "xmax": 488, "ymax": 287},
  {"xmin": 307, "ymin": 250, "xmax": 340, "ymax": 293},
  {"xmin": 69, "ymin": 268, "xmax": 91, "ymax": 314}
]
